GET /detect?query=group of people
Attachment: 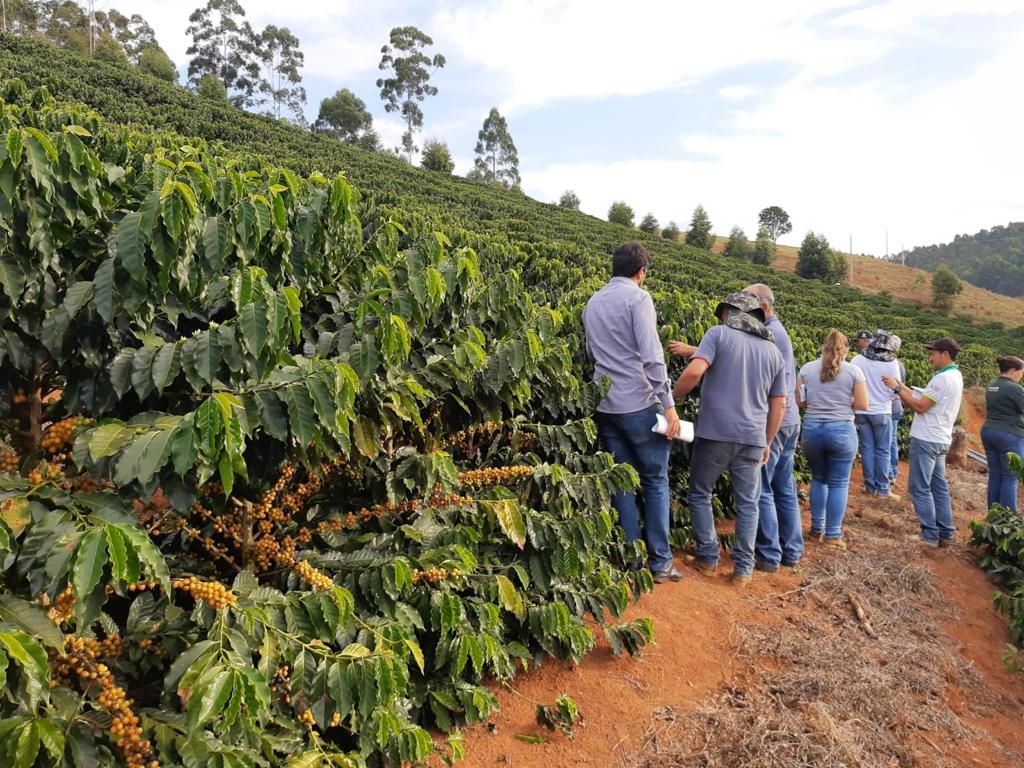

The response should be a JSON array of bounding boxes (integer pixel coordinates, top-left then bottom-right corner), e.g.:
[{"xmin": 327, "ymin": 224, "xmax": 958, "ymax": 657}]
[{"xmin": 583, "ymin": 242, "xmax": 982, "ymax": 586}]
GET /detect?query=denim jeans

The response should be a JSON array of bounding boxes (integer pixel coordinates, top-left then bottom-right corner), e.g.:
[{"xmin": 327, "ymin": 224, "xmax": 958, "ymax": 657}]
[
  {"xmin": 908, "ymin": 437, "xmax": 955, "ymax": 544},
  {"xmin": 756, "ymin": 423, "xmax": 803, "ymax": 566},
  {"xmin": 889, "ymin": 412, "xmax": 901, "ymax": 479},
  {"xmin": 801, "ymin": 420, "xmax": 858, "ymax": 539},
  {"xmin": 855, "ymin": 413, "xmax": 892, "ymax": 495},
  {"xmin": 595, "ymin": 405, "xmax": 674, "ymax": 571},
  {"xmin": 980, "ymin": 425, "xmax": 1023, "ymax": 512},
  {"xmin": 687, "ymin": 438, "xmax": 763, "ymax": 576}
]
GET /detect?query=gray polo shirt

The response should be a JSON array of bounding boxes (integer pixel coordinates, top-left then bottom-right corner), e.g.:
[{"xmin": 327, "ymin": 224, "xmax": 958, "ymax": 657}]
[
  {"xmin": 582, "ymin": 277, "xmax": 674, "ymax": 414},
  {"xmin": 798, "ymin": 359, "xmax": 865, "ymax": 421},
  {"xmin": 765, "ymin": 315, "xmax": 801, "ymax": 428},
  {"xmin": 692, "ymin": 324, "xmax": 786, "ymax": 447}
]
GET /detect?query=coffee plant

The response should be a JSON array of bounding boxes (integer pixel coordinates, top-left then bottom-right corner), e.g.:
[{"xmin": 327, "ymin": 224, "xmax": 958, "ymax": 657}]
[{"xmin": 0, "ymin": 98, "xmax": 655, "ymax": 767}]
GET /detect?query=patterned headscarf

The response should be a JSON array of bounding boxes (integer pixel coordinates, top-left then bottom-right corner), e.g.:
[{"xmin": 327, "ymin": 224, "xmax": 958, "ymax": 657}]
[{"xmin": 863, "ymin": 329, "xmax": 898, "ymax": 362}]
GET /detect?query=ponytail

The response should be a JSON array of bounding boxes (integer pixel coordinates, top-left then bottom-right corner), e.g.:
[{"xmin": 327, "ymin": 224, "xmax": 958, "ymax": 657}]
[{"xmin": 820, "ymin": 330, "xmax": 848, "ymax": 382}]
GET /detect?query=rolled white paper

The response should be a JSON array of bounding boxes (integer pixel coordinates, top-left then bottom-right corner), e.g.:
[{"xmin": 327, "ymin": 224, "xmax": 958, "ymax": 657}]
[{"xmin": 652, "ymin": 413, "xmax": 695, "ymax": 442}]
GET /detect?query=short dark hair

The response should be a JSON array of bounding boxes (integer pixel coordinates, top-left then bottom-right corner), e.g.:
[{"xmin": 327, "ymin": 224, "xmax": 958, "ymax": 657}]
[
  {"xmin": 612, "ymin": 242, "xmax": 651, "ymax": 278},
  {"xmin": 997, "ymin": 355, "xmax": 1024, "ymax": 373}
]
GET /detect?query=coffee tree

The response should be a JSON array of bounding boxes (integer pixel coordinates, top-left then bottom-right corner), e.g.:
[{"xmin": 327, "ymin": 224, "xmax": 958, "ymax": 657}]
[{"xmin": 0, "ymin": 95, "xmax": 653, "ymax": 768}]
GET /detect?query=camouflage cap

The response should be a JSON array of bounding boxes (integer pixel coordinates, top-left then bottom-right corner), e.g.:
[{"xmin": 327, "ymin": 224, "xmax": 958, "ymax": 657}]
[{"xmin": 714, "ymin": 291, "xmax": 766, "ymax": 323}]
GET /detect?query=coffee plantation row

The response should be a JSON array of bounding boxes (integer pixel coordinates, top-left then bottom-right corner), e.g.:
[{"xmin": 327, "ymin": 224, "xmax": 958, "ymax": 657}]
[{"xmin": 0, "ymin": 35, "xmax": 1019, "ymax": 768}]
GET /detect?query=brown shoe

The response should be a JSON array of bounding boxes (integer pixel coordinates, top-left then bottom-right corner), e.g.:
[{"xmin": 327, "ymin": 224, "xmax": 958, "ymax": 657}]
[
  {"xmin": 822, "ymin": 537, "xmax": 848, "ymax": 550},
  {"xmin": 937, "ymin": 537, "xmax": 954, "ymax": 549},
  {"xmin": 730, "ymin": 572, "xmax": 752, "ymax": 587},
  {"xmin": 688, "ymin": 557, "xmax": 719, "ymax": 577}
]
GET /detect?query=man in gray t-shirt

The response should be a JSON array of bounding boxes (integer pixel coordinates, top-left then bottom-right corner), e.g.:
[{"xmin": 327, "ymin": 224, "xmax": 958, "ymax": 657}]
[{"xmin": 672, "ymin": 292, "xmax": 787, "ymax": 586}]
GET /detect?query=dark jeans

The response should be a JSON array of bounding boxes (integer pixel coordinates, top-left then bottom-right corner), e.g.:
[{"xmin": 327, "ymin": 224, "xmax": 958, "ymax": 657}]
[
  {"xmin": 855, "ymin": 413, "xmax": 892, "ymax": 495},
  {"xmin": 908, "ymin": 437, "xmax": 954, "ymax": 544},
  {"xmin": 890, "ymin": 411, "xmax": 901, "ymax": 479},
  {"xmin": 981, "ymin": 425, "xmax": 1023, "ymax": 512},
  {"xmin": 756, "ymin": 423, "xmax": 803, "ymax": 566},
  {"xmin": 595, "ymin": 405, "xmax": 673, "ymax": 572},
  {"xmin": 801, "ymin": 419, "xmax": 858, "ymax": 539},
  {"xmin": 687, "ymin": 437, "xmax": 763, "ymax": 576}
]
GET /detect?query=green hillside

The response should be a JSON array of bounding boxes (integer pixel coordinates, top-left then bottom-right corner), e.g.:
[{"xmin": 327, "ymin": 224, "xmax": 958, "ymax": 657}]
[
  {"xmin": 0, "ymin": 34, "xmax": 1019, "ymax": 376},
  {"xmin": 897, "ymin": 222, "xmax": 1024, "ymax": 298}
]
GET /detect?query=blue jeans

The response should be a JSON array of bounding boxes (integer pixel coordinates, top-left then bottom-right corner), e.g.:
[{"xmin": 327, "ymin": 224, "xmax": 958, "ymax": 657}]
[
  {"xmin": 596, "ymin": 405, "xmax": 673, "ymax": 571},
  {"xmin": 756, "ymin": 423, "xmax": 803, "ymax": 566},
  {"xmin": 687, "ymin": 438, "xmax": 763, "ymax": 577},
  {"xmin": 980, "ymin": 425, "xmax": 1023, "ymax": 512},
  {"xmin": 890, "ymin": 412, "xmax": 901, "ymax": 479},
  {"xmin": 908, "ymin": 437, "xmax": 954, "ymax": 544},
  {"xmin": 855, "ymin": 413, "xmax": 892, "ymax": 495},
  {"xmin": 801, "ymin": 420, "xmax": 858, "ymax": 539}
]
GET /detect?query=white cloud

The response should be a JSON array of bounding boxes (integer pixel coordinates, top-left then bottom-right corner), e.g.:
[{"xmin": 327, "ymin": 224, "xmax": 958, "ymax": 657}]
[
  {"xmin": 523, "ymin": 21, "xmax": 1024, "ymax": 254},
  {"xmin": 432, "ymin": 0, "xmax": 873, "ymax": 112},
  {"xmin": 717, "ymin": 84, "xmax": 759, "ymax": 102}
]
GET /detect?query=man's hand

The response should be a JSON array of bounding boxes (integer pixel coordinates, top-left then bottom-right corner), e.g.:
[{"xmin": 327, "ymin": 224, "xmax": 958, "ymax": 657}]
[
  {"xmin": 663, "ymin": 407, "xmax": 681, "ymax": 440},
  {"xmin": 668, "ymin": 341, "xmax": 697, "ymax": 358},
  {"xmin": 881, "ymin": 375, "xmax": 900, "ymax": 389},
  {"xmin": 762, "ymin": 446, "xmax": 771, "ymax": 465}
]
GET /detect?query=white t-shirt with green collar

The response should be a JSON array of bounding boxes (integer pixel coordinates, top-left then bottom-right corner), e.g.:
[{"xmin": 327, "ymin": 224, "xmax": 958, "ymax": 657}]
[{"xmin": 909, "ymin": 365, "xmax": 964, "ymax": 446}]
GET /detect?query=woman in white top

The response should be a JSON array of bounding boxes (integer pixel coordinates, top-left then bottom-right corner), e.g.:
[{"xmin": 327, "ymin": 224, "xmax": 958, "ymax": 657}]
[{"xmin": 796, "ymin": 330, "xmax": 870, "ymax": 548}]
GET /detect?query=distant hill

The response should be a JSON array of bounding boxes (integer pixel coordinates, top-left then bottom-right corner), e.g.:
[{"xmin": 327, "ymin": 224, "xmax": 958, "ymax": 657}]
[
  {"xmin": 892, "ymin": 222, "xmax": 1024, "ymax": 298},
  {"xmin": 712, "ymin": 237, "xmax": 1024, "ymax": 329}
]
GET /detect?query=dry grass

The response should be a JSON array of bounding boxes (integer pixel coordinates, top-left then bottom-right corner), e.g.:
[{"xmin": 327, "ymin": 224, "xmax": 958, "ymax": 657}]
[
  {"xmin": 711, "ymin": 236, "xmax": 1024, "ymax": 328},
  {"xmin": 622, "ymin": 522, "xmax": 1020, "ymax": 768}
]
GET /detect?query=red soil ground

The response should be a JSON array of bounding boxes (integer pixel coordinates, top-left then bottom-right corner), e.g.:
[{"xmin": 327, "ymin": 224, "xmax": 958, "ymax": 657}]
[{"xmin": 459, "ymin": 407, "xmax": 1024, "ymax": 767}]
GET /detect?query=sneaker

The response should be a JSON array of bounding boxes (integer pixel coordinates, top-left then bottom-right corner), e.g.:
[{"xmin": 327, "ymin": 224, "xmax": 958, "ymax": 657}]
[
  {"xmin": 904, "ymin": 533, "xmax": 939, "ymax": 548},
  {"xmin": 754, "ymin": 558, "xmax": 780, "ymax": 573},
  {"xmin": 822, "ymin": 537, "xmax": 847, "ymax": 550},
  {"xmin": 687, "ymin": 556, "xmax": 719, "ymax": 577},
  {"xmin": 877, "ymin": 492, "xmax": 902, "ymax": 503},
  {"xmin": 937, "ymin": 537, "xmax": 954, "ymax": 549},
  {"xmin": 780, "ymin": 559, "xmax": 801, "ymax": 568},
  {"xmin": 807, "ymin": 529, "xmax": 824, "ymax": 542},
  {"xmin": 652, "ymin": 565, "xmax": 684, "ymax": 583},
  {"xmin": 730, "ymin": 572, "xmax": 753, "ymax": 587}
]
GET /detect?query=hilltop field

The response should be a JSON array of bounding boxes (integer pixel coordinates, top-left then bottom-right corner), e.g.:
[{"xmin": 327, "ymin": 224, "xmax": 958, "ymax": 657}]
[{"xmin": 713, "ymin": 236, "xmax": 1024, "ymax": 329}]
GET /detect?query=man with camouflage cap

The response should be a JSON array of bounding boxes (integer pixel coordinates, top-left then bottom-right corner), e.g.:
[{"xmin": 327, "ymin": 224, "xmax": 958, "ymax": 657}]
[{"xmin": 670, "ymin": 291, "xmax": 787, "ymax": 586}]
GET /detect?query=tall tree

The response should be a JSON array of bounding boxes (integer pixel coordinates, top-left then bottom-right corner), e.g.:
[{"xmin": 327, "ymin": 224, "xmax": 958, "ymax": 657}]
[
  {"xmin": 257, "ymin": 24, "xmax": 306, "ymax": 122},
  {"xmin": 796, "ymin": 231, "xmax": 847, "ymax": 283},
  {"xmin": 558, "ymin": 190, "xmax": 580, "ymax": 210},
  {"xmin": 420, "ymin": 139, "xmax": 454, "ymax": 174},
  {"xmin": 138, "ymin": 44, "xmax": 178, "ymax": 82},
  {"xmin": 314, "ymin": 88, "xmax": 378, "ymax": 148},
  {"xmin": 638, "ymin": 213, "xmax": 659, "ymax": 234},
  {"xmin": 376, "ymin": 26, "xmax": 445, "ymax": 162},
  {"xmin": 932, "ymin": 264, "xmax": 963, "ymax": 313},
  {"xmin": 473, "ymin": 107, "xmax": 520, "ymax": 188},
  {"xmin": 758, "ymin": 205, "xmax": 792, "ymax": 246},
  {"xmin": 723, "ymin": 226, "xmax": 751, "ymax": 260},
  {"xmin": 95, "ymin": 9, "xmax": 161, "ymax": 63},
  {"xmin": 186, "ymin": 0, "xmax": 260, "ymax": 108},
  {"xmin": 685, "ymin": 204, "xmax": 713, "ymax": 250},
  {"xmin": 1, "ymin": 0, "xmax": 41, "ymax": 36},
  {"xmin": 608, "ymin": 201, "xmax": 634, "ymax": 228},
  {"xmin": 661, "ymin": 221, "xmax": 680, "ymax": 242},
  {"xmin": 752, "ymin": 226, "xmax": 774, "ymax": 265}
]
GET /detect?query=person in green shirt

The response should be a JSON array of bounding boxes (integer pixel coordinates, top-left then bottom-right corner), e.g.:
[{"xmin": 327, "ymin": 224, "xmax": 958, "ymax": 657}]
[{"xmin": 981, "ymin": 355, "xmax": 1024, "ymax": 512}]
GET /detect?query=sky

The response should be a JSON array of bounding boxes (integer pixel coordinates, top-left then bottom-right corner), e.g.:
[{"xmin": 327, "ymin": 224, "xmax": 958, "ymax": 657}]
[{"xmin": 101, "ymin": 0, "xmax": 1024, "ymax": 255}]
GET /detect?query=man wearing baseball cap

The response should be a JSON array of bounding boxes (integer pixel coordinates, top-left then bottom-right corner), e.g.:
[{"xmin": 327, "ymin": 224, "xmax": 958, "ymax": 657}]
[
  {"xmin": 855, "ymin": 331, "xmax": 873, "ymax": 352},
  {"xmin": 670, "ymin": 291, "xmax": 787, "ymax": 586},
  {"xmin": 882, "ymin": 337, "xmax": 964, "ymax": 547}
]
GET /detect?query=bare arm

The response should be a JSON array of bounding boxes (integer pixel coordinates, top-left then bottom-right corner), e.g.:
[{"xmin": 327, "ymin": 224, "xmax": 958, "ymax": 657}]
[
  {"xmin": 795, "ymin": 376, "xmax": 806, "ymax": 409},
  {"xmin": 882, "ymin": 375, "xmax": 936, "ymax": 414},
  {"xmin": 766, "ymin": 396, "xmax": 786, "ymax": 448},
  {"xmin": 852, "ymin": 380, "xmax": 869, "ymax": 412},
  {"xmin": 672, "ymin": 358, "xmax": 710, "ymax": 399}
]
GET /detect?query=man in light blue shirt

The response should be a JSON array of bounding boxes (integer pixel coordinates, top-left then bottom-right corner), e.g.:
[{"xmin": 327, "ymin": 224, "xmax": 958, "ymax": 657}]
[{"xmin": 583, "ymin": 242, "xmax": 682, "ymax": 583}]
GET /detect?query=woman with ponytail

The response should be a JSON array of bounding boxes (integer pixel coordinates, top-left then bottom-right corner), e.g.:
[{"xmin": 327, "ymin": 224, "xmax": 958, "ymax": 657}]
[
  {"xmin": 981, "ymin": 355, "xmax": 1024, "ymax": 512},
  {"xmin": 796, "ymin": 330, "xmax": 870, "ymax": 549}
]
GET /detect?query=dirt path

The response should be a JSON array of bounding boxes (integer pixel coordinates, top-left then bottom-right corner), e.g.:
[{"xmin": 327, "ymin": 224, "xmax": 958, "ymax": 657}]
[{"xmin": 460, "ymin": 463, "xmax": 1024, "ymax": 767}]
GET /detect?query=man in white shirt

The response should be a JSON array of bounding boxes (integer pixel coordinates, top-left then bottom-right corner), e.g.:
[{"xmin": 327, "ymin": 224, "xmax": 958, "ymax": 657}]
[{"xmin": 882, "ymin": 338, "xmax": 964, "ymax": 547}]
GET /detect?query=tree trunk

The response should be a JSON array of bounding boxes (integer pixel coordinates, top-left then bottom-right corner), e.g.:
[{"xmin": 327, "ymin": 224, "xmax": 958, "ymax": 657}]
[{"xmin": 11, "ymin": 367, "xmax": 45, "ymax": 465}]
